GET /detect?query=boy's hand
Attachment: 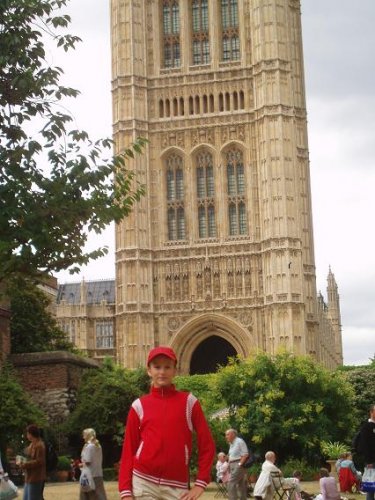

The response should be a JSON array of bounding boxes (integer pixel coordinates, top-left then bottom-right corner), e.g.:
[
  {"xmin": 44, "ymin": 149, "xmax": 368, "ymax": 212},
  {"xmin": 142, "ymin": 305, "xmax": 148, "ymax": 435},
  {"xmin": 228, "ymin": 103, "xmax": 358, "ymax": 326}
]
[{"xmin": 180, "ymin": 485, "xmax": 204, "ymax": 499}]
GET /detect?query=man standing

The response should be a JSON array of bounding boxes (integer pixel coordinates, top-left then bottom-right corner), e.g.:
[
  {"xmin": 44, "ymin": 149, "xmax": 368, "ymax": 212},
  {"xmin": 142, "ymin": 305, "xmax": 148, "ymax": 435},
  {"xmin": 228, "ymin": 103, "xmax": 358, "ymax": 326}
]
[
  {"xmin": 225, "ymin": 428, "xmax": 249, "ymax": 500},
  {"xmin": 359, "ymin": 404, "xmax": 375, "ymax": 500}
]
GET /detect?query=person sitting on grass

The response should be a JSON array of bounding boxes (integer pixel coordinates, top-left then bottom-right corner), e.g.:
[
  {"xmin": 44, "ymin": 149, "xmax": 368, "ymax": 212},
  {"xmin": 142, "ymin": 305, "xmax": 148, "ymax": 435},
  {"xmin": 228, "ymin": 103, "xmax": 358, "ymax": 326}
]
[{"xmin": 315, "ymin": 468, "xmax": 340, "ymax": 500}]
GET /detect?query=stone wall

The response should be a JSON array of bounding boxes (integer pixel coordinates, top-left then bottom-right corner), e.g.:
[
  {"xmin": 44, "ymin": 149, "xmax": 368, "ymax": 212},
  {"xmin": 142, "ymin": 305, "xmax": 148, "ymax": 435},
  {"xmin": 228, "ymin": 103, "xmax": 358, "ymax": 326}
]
[{"xmin": 10, "ymin": 351, "xmax": 99, "ymax": 424}]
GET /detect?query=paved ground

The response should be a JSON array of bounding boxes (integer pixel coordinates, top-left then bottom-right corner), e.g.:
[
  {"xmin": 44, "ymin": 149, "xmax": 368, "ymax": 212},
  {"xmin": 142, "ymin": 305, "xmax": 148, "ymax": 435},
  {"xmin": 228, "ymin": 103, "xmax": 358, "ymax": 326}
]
[{"xmin": 15, "ymin": 479, "xmax": 360, "ymax": 500}]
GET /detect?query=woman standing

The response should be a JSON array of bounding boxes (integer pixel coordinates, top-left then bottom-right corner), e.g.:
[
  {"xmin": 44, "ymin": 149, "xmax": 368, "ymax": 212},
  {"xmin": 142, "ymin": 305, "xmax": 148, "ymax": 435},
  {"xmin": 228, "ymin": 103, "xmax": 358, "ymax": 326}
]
[
  {"xmin": 80, "ymin": 428, "xmax": 107, "ymax": 500},
  {"xmin": 20, "ymin": 424, "xmax": 46, "ymax": 500}
]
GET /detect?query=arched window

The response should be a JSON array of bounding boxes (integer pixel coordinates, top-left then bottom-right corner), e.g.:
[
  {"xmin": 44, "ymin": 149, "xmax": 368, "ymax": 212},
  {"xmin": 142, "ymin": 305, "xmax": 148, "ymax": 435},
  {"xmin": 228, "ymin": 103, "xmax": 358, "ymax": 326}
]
[
  {"xmin": 239, "ymin": 90, "xmax": 245, "ymax": 109},
  {"xmin": 195, "ymin": 95, "xmax": 200, "ymax": 114},
  {"xmin": 219, "ymin": 92, "xmax": 224, "ymax": 111},
  {"xmin": 166, "ymin": 154, "xmax": 186, "ymax": 240},
  {"xmin": 233, "ymin": 91, "xmax": 238, "ymax": 110},
  {"xmin": 179, "ymin": 97, "xmax": 185, "ymax": 115},
  {"xmin": 203, "ymin": 94, "xmax": 208, "ymax": 113},
  {"xmin": 159, "ymin": 99, "xmax": 164, "ymax": 118},
  {"xmin": 196, "ymin": 151, "xmax": 216, "ymax": 238},
  {"xmin": 221, "ymin": 0, "xmax": 240, "ymax": 61},
  {"xmin": 162, "ymin": 1, "xmax": 181, "ymax": 68},
  {"xmin": 191, "ymin": 0, "xmax": 210, "ymax": 65},
  {"xmin": 225, "ymin": 92, "xmax": 230, "ymax": 110},
  {"xmin": 226, "ymin": 148, "xmax": 247, "ymax": 235},
  {"xmin": 189, "ymin": 96, "xmax": 194, "ymax": 114}
]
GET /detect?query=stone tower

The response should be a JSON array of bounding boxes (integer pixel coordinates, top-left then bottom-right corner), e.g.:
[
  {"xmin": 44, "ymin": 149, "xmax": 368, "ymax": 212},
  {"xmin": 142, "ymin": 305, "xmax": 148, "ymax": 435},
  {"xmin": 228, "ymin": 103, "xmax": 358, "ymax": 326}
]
[{"xmin": 110, "ymin": 0, "xmax": 342, "ymax": 373}]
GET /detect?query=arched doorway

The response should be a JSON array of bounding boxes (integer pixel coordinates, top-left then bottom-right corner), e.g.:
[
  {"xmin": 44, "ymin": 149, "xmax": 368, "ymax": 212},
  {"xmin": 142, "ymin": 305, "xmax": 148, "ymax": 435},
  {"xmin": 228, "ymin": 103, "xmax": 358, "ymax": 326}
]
[{"xmin": 190, "ymin": 335, "xmax": 237, "ymax": 374}]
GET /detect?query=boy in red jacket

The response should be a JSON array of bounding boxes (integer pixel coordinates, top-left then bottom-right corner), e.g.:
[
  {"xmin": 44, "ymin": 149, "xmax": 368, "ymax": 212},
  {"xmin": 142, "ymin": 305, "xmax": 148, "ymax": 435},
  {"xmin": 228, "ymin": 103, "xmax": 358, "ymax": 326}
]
[{"xmin": 118, "ymin": 346, "xmax": 215, "ymax": 499}]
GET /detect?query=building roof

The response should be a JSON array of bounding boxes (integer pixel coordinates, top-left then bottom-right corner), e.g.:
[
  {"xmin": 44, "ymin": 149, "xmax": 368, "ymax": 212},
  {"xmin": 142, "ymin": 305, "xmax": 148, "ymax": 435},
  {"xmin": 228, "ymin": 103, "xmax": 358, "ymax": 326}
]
[{"xmin": 56, "ymin": 280, "xmax": 115, "ymax": 305}]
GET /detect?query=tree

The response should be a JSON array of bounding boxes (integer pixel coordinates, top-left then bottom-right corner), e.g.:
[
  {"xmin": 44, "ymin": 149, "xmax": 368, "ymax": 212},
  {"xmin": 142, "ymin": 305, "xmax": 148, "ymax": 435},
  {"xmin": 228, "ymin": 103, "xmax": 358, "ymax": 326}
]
[
  {"xmin": 343, "ymin": 365, "xmax": 375, "ymax": 422},
  {"xmin": 214, "ymin": 352, "xmax": 355, "ymax": 463},
  {"xmin": 0, "ymin": 364, "xmax": 46, "ymax": 458},
  {"xmin": 64, "ymin": 359, "xmax": 148, "ymax": 438},
  {"xmin": 9, "ymin": 276, "xmax": 75, "ymax": 353},
  {"xmin": 63, "ymin": 359, "xmax": 149, "ymax": 465},
  {"xmin": 0, "ymin": 0, "xmax": 146, "ymax": 284}
]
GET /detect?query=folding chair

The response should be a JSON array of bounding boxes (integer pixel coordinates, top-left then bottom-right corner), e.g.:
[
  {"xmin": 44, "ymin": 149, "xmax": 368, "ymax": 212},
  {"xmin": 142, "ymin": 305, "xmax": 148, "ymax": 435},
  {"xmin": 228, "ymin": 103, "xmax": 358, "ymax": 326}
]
[
  {"xmin": 215, "ymin": 480, "xmax": 229, "ymax": 498},
  {"xmin": 271, "ymin": 471, "xmax": 296, "ymax": 500}
]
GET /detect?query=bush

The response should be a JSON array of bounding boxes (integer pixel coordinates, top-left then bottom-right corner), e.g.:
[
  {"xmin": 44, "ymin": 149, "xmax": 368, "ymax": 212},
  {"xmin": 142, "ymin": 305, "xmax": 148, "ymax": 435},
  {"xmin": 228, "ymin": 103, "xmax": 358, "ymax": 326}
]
[
  {"xmin": 281, "ymin": 458, "xmax": 318, "ymax": 481},
  {"xmin": 56, "ymin": 455, "xmax": 71, "ymax": 471},
  {"xmin": 103, "ymin": 468, "xmax": 117, "ymax": 481}
]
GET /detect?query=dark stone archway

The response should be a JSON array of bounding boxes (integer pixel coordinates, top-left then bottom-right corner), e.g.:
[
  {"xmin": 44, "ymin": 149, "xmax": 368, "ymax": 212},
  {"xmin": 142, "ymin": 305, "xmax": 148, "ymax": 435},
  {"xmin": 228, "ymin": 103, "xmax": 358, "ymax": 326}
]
[{"xmin": 190, "ymin": 335, "xmax": 237, "ymax": 374}]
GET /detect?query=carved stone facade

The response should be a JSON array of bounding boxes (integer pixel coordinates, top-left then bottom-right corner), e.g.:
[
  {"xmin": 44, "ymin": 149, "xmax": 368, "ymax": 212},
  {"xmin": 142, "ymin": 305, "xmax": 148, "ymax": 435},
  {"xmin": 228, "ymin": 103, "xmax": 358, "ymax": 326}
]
[{"xmin": 110, "ymin": 0, "xmax": 342, "ymax": 372}]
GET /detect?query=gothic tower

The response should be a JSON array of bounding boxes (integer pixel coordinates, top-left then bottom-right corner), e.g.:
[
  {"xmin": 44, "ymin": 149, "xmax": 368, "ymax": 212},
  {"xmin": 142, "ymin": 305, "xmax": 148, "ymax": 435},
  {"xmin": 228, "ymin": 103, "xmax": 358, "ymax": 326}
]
[{"xmin": 110, "ymin": 0, "xmax": 342, "ymax": 372}]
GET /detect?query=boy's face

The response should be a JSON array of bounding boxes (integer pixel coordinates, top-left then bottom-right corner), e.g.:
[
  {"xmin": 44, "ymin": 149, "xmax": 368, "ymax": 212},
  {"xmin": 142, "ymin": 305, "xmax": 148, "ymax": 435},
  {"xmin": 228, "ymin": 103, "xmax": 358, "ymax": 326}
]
[{"xmin": 147, "ymin": 355, "xmax": 177, "ymax": 388}]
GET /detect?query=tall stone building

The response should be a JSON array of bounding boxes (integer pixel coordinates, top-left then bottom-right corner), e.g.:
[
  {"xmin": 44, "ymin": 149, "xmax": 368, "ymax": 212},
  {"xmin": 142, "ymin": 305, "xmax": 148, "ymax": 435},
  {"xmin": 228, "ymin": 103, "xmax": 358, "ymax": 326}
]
[{"xmin": 108, "ymin": 0, "xmax": 342, "ymax": 373}]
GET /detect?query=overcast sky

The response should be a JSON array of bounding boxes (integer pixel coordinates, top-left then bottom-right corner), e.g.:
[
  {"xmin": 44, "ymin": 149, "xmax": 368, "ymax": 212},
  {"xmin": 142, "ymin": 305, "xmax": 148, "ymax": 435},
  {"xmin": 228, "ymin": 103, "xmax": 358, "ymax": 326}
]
[{"xmin": 55, "ymin": 0, "xmax": 375, "ymax": 366}]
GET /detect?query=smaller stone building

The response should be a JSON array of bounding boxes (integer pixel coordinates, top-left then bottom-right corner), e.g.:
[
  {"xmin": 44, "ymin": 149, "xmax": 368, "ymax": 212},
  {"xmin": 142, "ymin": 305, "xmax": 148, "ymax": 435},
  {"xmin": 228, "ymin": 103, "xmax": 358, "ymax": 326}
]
[
  {"xmin": 10, "ymin": 351, "xmax": 99, "ymax": 425},
  {"xmin": 56, "ymin": 280, "xmax": 115, "ymax": 361}
]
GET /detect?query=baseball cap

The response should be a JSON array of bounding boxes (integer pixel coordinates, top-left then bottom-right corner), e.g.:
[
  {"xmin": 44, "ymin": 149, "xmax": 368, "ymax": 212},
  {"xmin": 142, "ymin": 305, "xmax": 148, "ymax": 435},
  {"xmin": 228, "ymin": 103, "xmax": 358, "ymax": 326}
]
[{"xmin": 147, "ymin": 346, "xmax": 177, "ymax": 365}]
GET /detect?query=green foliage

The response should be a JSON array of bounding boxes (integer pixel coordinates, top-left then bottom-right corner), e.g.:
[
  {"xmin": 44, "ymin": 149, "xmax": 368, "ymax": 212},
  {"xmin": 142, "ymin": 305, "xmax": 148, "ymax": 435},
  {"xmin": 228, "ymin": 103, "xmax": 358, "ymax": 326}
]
[
  {"xmin": 63, "ymin": 359, "xmax": 148, "ymax": 440},
  {"xmin": 102, "ymin": 467, "xmax": 117, "ymax": 481},
  {"xmin": 281, "ymin": 458, "xmax": 317, "ymax": 481},
  {"xmin": 8, "ymin": 277, "xmax": 76, "ymax": 353},
  {"xmin": 0, "ymin": 0, "xmax": 146, "ymax": 284},
  {"xmin": 320, "ymin": 441, "xmax": 348, "ymax": 460},
  {"xmin": 56, "ymin": 455, "xmax": 71, "ymax": 471},
  {"xmin": 175, "ymin": 373, "xmax": 221, "ymax": 414},
  {"xmin": 213, "ymin": 352, "xmax": 355, "ymax": 462},
  {"xmin": 175, "ymin": 373, "xmax": 230, "ymax": 455},
  {"xmin": 342, "ymin": 365, "xmax": 375, "ymax": 422},
  {"xmin": 0, "ymin": 364, "xmax": 46, "ymax": 455}
]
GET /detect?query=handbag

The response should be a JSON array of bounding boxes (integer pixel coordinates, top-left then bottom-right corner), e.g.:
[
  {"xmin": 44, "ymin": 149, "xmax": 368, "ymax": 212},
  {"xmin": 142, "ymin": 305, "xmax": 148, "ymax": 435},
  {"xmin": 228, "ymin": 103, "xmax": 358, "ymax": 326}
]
[
  {"xmin": 79, "ymin": 466, "xmax": 96, "ymax": 492},
  {"xmin": 361, "ymin": 467, "xmax": 375, "ymax": 493},
  {"xmin": 0, "ymin": 475, "xmax": 18, "ymax": 500}
]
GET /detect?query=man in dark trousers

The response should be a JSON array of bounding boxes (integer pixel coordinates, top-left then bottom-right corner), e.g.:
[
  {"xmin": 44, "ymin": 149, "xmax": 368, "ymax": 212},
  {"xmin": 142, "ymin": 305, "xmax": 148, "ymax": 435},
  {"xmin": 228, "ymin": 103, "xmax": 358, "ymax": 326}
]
[{"xmin": 359, "ymin": 404, "xmax": 375, "ymax": 500}]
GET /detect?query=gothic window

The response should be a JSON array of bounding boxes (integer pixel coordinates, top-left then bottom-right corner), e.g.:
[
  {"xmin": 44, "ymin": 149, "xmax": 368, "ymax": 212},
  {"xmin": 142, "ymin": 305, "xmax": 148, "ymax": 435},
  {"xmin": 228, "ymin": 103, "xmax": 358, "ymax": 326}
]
[
  {"xmin": 226, "ymin": 148, "xmax": 248, "ymax": 235},
  {"xmin": 221, "ymin": 0, "xmax": 240, "ymax": 61},
  {"xmin": 191, "ymin": 0, "xmax": 210, "ymax": 65},
  {"xmin": 162, "ymin": 1, "xmax": 181, "ymax": 68},
  {"xmin": 166, "ymin": 154, "xmax": 186, "ymax": 240},
  {"xmin": 96, "ymin": 320, "xmax": 114, "ymax": 349},
  {"xmin": 196, "ymin": 151, "xmax": 216, "ymax": 238}
]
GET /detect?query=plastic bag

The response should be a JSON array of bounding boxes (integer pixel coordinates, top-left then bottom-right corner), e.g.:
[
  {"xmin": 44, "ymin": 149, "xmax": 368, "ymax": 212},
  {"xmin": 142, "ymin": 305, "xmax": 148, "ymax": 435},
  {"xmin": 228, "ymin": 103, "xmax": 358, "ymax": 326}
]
[
  {"xmin": 0, "ymin": 475, "xmax": 18, "ymax": 500},
  {"xmin": 79, "ymin": 466, "xmax": 95, "ymax": 492},
  {"xmin": 361, "ymin": 467, "xmax": 375, "ymax": 493}
]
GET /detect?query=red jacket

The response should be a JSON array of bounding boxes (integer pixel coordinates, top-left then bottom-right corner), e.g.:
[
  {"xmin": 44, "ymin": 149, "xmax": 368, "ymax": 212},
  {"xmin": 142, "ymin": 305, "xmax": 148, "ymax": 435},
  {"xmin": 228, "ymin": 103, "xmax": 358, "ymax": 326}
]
[{"xmin": 118, "ymin": 385, "xmax": 215, "ymax": 498}]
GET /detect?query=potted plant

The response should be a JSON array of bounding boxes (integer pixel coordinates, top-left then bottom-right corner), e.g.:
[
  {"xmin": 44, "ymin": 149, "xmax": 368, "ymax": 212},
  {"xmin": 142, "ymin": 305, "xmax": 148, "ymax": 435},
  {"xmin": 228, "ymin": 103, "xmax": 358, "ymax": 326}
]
[
  {"xmin": 248, "ymin": 463, "xmax": 261, "ymax": 484},
  {"xmin": 55, "ymin": 455, "xmax": 72, "ymax": 481},
  {"xmin": 320, "ymin": 441, "xmax": 347, "ymax": 478}
]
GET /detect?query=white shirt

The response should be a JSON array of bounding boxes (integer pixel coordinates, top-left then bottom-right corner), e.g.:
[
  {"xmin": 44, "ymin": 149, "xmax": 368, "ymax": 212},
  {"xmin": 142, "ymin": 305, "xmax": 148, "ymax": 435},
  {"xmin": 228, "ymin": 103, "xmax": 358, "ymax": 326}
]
[
  {"xmin": 228, "ymin": 436, "xmax": 248, "ymax": 462},
  {"xmin": 81, "ymin": 442, "xmax": 103, "ymax": 478}
]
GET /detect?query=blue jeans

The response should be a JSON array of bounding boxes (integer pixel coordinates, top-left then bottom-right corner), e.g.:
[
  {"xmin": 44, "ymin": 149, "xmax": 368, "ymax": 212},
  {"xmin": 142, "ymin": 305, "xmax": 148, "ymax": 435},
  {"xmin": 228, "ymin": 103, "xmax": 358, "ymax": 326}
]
[{"xmin": 23, "ymin": 481, "xmax": 44, "ymax": 500}]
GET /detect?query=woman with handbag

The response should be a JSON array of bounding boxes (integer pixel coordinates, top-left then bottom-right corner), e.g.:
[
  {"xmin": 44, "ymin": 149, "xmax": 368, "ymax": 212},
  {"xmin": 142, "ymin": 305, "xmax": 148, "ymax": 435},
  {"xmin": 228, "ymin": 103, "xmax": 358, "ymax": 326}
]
[{"xmin": 79, "ymin": 428, "xmax": 107, "ymax": 500}]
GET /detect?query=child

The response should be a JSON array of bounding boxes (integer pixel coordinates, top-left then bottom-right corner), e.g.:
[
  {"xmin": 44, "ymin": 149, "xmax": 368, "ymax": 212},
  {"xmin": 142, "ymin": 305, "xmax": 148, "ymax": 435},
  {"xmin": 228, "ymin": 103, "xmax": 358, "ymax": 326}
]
[
  {"xmin": 118, "ymin": 346, "xmax": 215, "ymax": 499},
  {"xmin": 216, "ymin": 452, "xmax": 230, "ymax": 484}
]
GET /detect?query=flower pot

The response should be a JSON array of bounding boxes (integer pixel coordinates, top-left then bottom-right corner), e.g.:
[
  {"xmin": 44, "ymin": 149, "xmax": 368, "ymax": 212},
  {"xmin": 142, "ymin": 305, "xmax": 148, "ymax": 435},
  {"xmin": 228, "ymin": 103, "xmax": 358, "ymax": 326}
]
[{"xmin": 56, "ymin": 470, "xmax": 70, "ymax": 482}]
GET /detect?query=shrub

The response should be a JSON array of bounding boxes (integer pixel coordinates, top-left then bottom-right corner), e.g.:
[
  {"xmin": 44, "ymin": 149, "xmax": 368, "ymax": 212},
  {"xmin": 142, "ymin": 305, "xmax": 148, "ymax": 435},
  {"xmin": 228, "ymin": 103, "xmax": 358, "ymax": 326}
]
[
  {"xmin": 56, "ymin": 455, "xmax": 71, "ymax": 471},
  {"xmin": 103, "ymin": 468, "xmax": 117, "ymax": 481},
  {"xmin": 281, "ymin": 458, "xmax": 318, "ymax": 481}
]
